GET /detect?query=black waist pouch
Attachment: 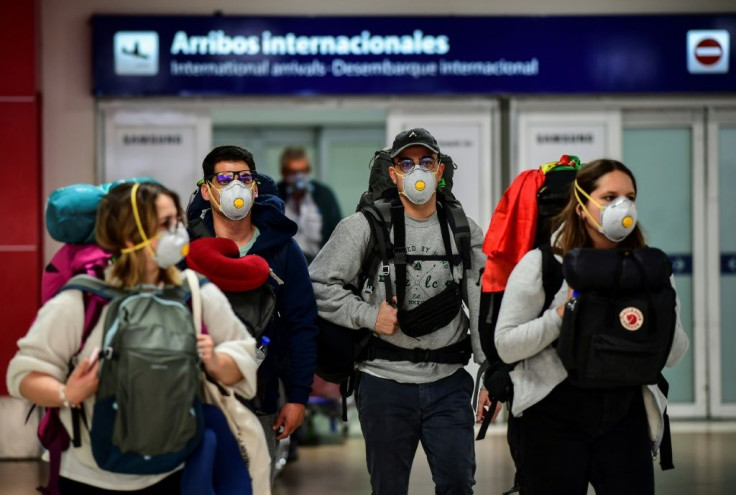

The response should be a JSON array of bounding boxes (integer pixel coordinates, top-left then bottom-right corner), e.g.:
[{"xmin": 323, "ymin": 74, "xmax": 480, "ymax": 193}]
[{"xmin": 397, "ymin": 282, "xmax": 463, "ymax": 338}]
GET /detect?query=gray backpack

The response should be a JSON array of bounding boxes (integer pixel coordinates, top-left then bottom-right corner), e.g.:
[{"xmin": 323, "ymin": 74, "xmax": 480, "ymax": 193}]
[{"xmin": 60, "ymin": 274, "xmax": 204, "ymax": 474}]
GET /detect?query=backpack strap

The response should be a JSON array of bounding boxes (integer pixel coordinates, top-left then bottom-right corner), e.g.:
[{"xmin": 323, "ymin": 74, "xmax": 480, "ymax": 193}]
[
  {"xmin": 189, "ymin": 215, "xmax": 214, "ymax": 240},
  {"xmin": 539, "ymin": 244, "xmax": 563, "ymax": 312},
  {"xmin": 43, "ymin": 275, "xmax": 121, "ymax": 454},
  {"xmin": 657, "ymin": 373, "xmax": 675, "ymax": 470},
  {"xmin": 389, "ymin": 201, "xmax": 408, "ymax": 307},
  {"xmin": 364, "ymin": 335, "xmax": 472, "ymax": 364},
  {"xmin": 389, "ymin": 200, "xmax": 458, "ymax": 309},
  {"xmin": 60, "ymin": 274, "xmax": 126, "ymax": 302},
  {"xmin": 439, "ymin": 198, "xmax": 473, "ymax": 306},
  {"xmin": 362, "ymin": 203, "xmax": 394, "ymax": 302},
  {"xmin": 440, "ymin": 198, "xmax": 472, "ymax": 272}
]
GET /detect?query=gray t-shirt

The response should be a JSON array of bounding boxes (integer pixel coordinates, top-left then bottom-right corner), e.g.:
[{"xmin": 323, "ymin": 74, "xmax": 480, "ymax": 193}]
[{"xmin": 309, "ymin": 208, "xmax": 486, "ymax": 384}]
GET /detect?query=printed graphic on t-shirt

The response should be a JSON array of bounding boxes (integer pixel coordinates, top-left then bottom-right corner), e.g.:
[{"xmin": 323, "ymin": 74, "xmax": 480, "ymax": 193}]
[{"xmin": 402, "ymin": 244, "xmax": 453, "ymax": 308}]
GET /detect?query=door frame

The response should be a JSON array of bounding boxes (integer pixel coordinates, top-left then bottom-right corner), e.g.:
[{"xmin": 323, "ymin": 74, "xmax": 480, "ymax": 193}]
[
  {"xmin": 621, "ymin": 109, "xmax": 708, "ymax": 418},
  {"xmin": 510, "ymin": 98, "xmax": 714, "ymax": 418},
  {"xmin": 706, "ymin": 107, "xmax": 736, "ymax": 418}
]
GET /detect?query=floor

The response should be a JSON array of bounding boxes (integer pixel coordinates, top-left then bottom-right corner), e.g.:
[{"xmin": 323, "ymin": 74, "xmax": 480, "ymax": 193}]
[{"xmin": 1, "ymin": 422, "xmax": 735, "ymax": 494}]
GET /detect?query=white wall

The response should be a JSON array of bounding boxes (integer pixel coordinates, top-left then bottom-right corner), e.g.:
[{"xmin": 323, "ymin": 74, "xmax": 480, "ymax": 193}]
[{"xmin": 41, "ymin": 0, "xmax": 736, "ymax": 260}]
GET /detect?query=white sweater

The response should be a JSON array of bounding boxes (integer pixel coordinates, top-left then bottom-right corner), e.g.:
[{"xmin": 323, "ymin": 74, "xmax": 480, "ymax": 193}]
[
  {"xmin": 494, "ymin": 248, "xmax": 689, "ymax": 453},
  {"xmin": 6, "ymin": 271, "xmax": 257, "ymax": 491}
]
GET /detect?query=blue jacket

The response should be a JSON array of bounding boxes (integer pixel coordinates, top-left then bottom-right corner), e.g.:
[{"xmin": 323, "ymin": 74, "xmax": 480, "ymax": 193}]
[{"xmin": 187, "ymin": 191, "xmax": 318, "ymax": 413}]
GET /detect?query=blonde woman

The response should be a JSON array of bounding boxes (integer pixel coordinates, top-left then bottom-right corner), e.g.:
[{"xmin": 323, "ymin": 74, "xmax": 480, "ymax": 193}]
[{"xmin": 7, "ymin": 182, "xmax": 257, "ymax": 494}]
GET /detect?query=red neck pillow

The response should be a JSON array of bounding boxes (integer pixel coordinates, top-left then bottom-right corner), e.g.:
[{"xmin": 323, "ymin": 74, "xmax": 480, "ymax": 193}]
[{"xmin": 186, "ymin": 237, "xmax": 270, "ymax": 292}]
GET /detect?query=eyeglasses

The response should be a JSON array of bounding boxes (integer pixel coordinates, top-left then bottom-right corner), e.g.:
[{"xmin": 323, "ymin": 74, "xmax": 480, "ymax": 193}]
[
  {"xmin": 209, "ymin": 170, "xmax": 255, "ymax": 186},
  {"xmin": 393, "ymin": 157, "xmax": 439, "ymax": 174}
]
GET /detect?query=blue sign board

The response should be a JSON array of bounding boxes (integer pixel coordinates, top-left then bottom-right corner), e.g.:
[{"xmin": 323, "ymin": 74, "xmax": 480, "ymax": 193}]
[
  {"xmin": 92, "ymin": 15, "xmax": 736, "ymax": 96},
  {"xmin": 668, "ymin": 253, "xmax": 693, "ymax": 276}
]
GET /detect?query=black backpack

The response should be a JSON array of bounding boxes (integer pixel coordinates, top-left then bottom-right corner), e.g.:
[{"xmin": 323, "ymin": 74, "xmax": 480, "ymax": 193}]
[
  {"xmin": 314, "ymin": 150, "xmax": 475, "ymax": 416},
  {"xmin": 557, "ymin": 247, "xmax": 677, "ymax": 471},
  {"xmin": 475, "ymin": 156, "xmax": 579, "ymax": 494},
  {"xmin": 557, "ymin": 247, "xmax": 677, "ymax": 388}
]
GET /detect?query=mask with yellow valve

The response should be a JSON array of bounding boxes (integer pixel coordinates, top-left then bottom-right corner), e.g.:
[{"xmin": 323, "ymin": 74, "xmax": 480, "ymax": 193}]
[
  {"xmin": 395, "ymin": 168, "xmax": 439, "ymax": 205},
  {"xmin": 206, "ymin": 180, "xmax": 255, "ymax": 221},
  {"xmin": 574, "ymin": 181, "xmax": 638, "ymax": 242},
  {"xmin": 121, "ymin": 183, "xmax": 190, "ymax": 269}
]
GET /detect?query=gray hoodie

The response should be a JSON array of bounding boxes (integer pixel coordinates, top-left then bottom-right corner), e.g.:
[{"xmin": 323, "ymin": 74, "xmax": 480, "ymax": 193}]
[{"xmin": 309, "ymin": 208, "xmax": 486, "ymax": 384}]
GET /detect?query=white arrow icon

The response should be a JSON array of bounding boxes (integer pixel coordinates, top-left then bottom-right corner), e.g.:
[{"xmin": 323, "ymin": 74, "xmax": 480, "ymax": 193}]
[{"xmin": 672, "ymin": 257, "xmax": 686, "ymax": 273}]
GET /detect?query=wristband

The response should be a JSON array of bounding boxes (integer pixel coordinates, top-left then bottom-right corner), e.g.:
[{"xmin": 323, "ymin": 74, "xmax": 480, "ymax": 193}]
[{"xmin": 58, "ymin": 384, "xmax": 77, "ymax": 408}]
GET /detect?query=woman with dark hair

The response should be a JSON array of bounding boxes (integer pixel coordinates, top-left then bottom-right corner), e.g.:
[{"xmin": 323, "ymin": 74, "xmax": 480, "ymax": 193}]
[
  {"xmin": 494, "ymin": 159, "xmax": 689, "ymax": 494},
  {"xmin": 7, "ymin": 182, "xmax": 257, "ymax": 494}
]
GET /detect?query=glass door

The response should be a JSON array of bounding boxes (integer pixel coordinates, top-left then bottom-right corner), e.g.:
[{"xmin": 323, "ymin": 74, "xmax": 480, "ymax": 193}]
[
  {"xmin": 622, "ymin": 109, "xmax": 707, "ymax": 418},
  {"xmin": 708, "ymin": 108, "xmax": 736, "ymax": 417}
]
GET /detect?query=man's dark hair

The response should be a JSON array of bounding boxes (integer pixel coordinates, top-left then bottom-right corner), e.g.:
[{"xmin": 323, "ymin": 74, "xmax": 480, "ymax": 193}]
[
  {"xmin": 280, "ymin": 146, "xmax": 310, "ymax": 174},
  {"xmin": 202, "ymin": 145, "xmax": 256, "ymax": 179}
]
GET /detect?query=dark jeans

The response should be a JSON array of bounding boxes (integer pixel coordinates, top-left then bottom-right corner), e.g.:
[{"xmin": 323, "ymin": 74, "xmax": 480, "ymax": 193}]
[
  {"xmin": 356, "ymin": 368, "xmax": 476, "ymax": 495},
  {"xmin": 516, "ymin": 381, "xmax": 654, "ymax": 495},
  {"xmin": 59, "ymin": 470, "xmax": 182, "ymax": 494}
]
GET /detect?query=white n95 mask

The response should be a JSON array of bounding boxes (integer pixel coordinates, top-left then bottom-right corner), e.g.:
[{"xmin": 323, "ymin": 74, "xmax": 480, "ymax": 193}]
[
  {"xmin": 395, "ymin": 168, "xmax": 438, "ymax": 205},
  {"xmin": 575, "ymin": 181, "xmax": 638, "ymax": 242},
  {"xmin": 207, "ymin": 180, "xmax": 255, "ymax": 221},
  {"xmin": 120, "ymin": 183, "xmax": 190, "ymax": 269},
  {"xmin": 153, "ymin": 222, "xmax": 190, "ymax": 268}
]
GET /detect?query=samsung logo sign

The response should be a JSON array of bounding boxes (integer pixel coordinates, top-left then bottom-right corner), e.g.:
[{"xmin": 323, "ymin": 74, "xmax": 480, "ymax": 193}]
[
  {"xmin": 537, "ymin": 133, "xmax": 594, "ymax": 144},
  {"xmin": 123, "ymin": 134, "xmax": 182, "ymax": 145},
  {"xmin": 170, "ymin": 30, "xmax": 450, "ymax": 56}
]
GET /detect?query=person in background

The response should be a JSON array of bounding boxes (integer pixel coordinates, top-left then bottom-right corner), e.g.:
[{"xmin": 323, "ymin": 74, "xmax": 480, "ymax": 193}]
[{"xmin": 277, "ymin": 147, "xmax": 342, "ymax": 264}]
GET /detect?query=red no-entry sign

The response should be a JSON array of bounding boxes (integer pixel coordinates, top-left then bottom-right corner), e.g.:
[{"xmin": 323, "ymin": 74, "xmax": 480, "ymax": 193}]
[{"xmin": 695, "ymin": 38, "xmax": 724, "ymax": 66}]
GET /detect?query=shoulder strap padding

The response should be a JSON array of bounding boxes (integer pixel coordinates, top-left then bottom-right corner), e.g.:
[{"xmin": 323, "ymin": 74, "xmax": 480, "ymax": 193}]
[
  {"xmin": 540, "ymin": 245, "xmax": 563, "ymax": 314},
  {"xmin": 439, "ymin": 197, "xmax": 472, "ymax": 272},
  {"xmin": 60, "ymin": 275, "xmax": 124, "ymax": 301}
]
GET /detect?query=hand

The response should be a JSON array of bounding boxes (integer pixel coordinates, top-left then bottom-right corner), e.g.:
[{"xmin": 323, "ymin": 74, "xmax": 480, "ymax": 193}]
[
  {"xmin": 374, "ymin": 300, "xmax": 398, "ymax": 335},
  {"xmin": 475, "ymin": 389, "xmax": 502, "ymax": 424},
  {"xmin": 556, "ymin": 286, "xmax": 575, "ymax": 318},
  {"xmin": 273, "ymin": 403, "xmax": 306, "ymax": 440},
  {"xmin": 65, "ymin": 357, "xmax": 100, "ymax": 406},
  {"xmin": 197, "ymin": 334, "xmax": 221, "ymax": 376}
]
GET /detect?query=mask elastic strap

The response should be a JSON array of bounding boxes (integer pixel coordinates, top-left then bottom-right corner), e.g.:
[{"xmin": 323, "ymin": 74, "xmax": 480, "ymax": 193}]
[
  {"xmin": 120, "ymin": 183, "xmax": 157, "ymax": 256},
  {"xmin": 573, "ymin": 181, "xmax": 604, "ymax": 232},
  {"xmin": 205, "ymin": 182, "xmax": 224, "ymax": 213}
]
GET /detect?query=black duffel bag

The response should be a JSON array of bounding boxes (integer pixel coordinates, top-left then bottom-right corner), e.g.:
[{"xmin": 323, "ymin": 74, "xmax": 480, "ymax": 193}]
[
  {"xmin": 315, "ymin": 316, "xmax": 372, "ymax": 385},
  {"xmin": 557, "ymin": 247, "xmax": 677, "ymax": 388}
]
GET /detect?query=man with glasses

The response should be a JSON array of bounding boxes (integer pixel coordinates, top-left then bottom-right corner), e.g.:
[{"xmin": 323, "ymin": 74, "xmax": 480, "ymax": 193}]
[
  {"xmin": 310, "ymin": 129, "xmax": 489, "ymax": 495},
  {"xmin": 276, "ymin": 147, "xmax": 342, "ymax": 264},
  {"xmin": 188, "ymin": 145, "xmax": 318, "ymax": 480}
]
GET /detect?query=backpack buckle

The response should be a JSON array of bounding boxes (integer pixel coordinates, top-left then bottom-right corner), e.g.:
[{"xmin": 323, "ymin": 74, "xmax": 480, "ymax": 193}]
[
  {"xmin": 380, "ymin": 264, "xmax": 391, "ymax": 276},
  {"xmin": 102, "ymin": 346, "xmax": 114, "ymax": 360}
]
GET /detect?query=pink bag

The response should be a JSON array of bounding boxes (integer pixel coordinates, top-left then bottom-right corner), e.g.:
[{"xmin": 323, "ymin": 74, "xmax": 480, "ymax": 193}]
[
  {"xmin": 42, "ymin": 244, "xmax": 112, "ymax": 303},
  {"xmin": 36, "ymin": 243, "xmax": 112, "ymax": 494}
]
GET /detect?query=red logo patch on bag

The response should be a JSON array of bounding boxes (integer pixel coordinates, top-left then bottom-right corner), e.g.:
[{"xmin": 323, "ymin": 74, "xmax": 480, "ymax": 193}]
[{"xmin": 619, "ymin": 307, "xmax": 644, "ymax": 331}]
